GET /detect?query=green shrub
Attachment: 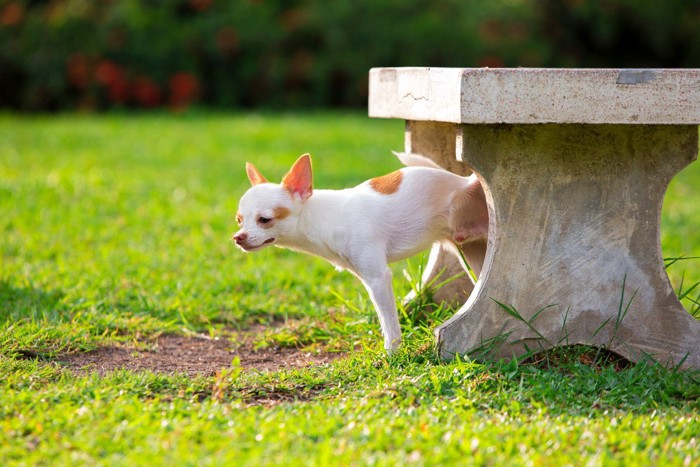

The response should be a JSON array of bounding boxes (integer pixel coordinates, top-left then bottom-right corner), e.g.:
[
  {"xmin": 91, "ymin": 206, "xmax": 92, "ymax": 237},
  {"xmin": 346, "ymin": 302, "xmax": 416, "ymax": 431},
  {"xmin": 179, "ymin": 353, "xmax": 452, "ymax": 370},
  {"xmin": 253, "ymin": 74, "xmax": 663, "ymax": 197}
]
[{"xmin": 0, "ymin": 0, "xmax": 698, "ymax": 111}]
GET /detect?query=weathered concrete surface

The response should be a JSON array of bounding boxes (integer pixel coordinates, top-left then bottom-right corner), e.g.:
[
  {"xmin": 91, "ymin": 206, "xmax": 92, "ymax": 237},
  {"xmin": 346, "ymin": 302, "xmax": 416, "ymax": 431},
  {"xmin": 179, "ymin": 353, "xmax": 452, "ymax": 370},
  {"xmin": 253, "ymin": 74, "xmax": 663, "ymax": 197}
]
[
  {"xmin": 370, "ymin": 68, "xmax": 700, "ymax": 369},
  {"xmin": 369, "ymin": 67, "xmax": 700, "ymax": 124},
  {"xmin": 404, "ymin": 121, "xmax": 468, "ymax": 176},
  {"xmin": 437, "ymin": 124, "xmax": 700, "ymax": 369}
]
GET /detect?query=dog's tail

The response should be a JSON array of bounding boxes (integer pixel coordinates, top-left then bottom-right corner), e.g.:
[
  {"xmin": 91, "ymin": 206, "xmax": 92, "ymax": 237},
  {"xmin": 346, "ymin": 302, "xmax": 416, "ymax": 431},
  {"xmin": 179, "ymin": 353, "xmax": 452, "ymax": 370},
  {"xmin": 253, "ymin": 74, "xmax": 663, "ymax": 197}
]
[{"xmin": 392, "ymin": 151, "xmax": 445, "ymax": 171}]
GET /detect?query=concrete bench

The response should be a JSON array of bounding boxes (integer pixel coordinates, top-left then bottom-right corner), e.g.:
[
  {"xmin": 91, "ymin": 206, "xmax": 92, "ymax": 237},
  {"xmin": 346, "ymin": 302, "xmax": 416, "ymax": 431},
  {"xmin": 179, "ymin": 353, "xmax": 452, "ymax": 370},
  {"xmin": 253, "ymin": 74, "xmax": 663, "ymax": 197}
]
[{"xmin": 369, "ymin": 67, "xmax": 700, "ymax": 369}]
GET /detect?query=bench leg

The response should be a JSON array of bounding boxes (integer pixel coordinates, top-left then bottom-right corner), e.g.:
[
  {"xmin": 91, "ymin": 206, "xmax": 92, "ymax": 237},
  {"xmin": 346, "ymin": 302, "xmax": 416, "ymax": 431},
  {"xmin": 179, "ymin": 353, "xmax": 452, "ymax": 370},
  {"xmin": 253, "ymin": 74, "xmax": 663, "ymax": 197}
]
[{"xmin": 437, "ymin": 124, "xmax": 700, "ymax": 370}]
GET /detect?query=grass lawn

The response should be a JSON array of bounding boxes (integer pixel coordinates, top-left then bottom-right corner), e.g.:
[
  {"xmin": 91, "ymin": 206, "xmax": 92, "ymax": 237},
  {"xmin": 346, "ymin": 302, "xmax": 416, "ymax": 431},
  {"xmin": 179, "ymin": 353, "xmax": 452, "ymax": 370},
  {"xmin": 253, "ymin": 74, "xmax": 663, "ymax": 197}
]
[{"xmin": 1, "ymin": 112, "xmax": 699, "ymax": 465}]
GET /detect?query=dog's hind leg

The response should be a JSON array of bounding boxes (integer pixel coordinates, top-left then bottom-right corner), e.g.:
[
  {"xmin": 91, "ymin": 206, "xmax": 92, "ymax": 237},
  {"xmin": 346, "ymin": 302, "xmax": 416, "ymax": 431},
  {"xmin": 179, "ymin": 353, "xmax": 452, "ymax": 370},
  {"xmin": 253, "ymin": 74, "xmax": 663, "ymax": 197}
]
[{"xmin": 450, "ymin": 176, "xmax": 488, "ymax": 246}]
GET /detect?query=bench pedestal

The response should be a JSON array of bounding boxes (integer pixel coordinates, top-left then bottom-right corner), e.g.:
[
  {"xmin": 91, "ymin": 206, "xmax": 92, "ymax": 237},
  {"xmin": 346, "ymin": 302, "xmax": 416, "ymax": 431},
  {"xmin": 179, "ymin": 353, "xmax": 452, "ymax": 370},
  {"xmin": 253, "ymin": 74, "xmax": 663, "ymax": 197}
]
[
  {"xmin": 440, "ymin": 124, "xmax": 699, "ymax": 367},
  {"xmin": 370, "ymin": 68, "xmax": 700, "ymax": 369}
]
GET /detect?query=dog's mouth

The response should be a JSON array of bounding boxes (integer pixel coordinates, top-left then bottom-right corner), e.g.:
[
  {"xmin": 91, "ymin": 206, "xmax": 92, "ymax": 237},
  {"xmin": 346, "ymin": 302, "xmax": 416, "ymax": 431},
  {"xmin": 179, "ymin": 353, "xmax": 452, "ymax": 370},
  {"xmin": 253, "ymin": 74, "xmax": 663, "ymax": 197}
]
[{"xmin": 238, "ymin": 237, "xmax": 276, "ymax": 251}]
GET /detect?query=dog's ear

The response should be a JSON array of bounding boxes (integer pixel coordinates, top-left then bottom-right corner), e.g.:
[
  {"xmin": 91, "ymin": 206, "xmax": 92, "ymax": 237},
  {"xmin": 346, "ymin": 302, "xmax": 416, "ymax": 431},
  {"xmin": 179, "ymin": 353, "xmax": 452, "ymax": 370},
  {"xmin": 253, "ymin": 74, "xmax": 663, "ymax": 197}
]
[
  {"xmin": 246, "ymin": 162, "xmax": 268, "ymax": 186},
  {"xmin": 282, "ymin": 154, "xmax": 313, "ymax": 200}
]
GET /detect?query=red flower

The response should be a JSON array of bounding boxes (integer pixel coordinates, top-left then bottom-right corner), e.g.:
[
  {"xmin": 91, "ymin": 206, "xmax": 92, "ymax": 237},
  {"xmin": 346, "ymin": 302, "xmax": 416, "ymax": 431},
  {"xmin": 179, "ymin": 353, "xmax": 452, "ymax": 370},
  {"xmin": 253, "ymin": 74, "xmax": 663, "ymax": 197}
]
[
  {"xmin": 94, "ymin": 60, "xmax": 130, "ymax": 104},
  {"xmin": 108, "ymin": 80, "xmax": 129, "ymax": 105},
  {"xmin": 0, "ymin": 3, "xmax": 23, "ymax": 26},
  {"xmin": 95, "ymin": 60, "xmax": 124, "ymax": 86},
  {"xmin": 477, "ymin": 55, "xmax": 505, "ymax": 68},
  {"xmin": 66, "ymin": 53, "xmax": 92, "ymax": 88},
  {"xmin": 168, "ymin": 72, "xmax": 200, "ymax": 109},
  {"xmin": 216, "ymin": 27, "xmax": 239, "ymax": 55},
  {"xmin": 189, "ymin": 0, "xmax": 214, "ymax": 12},
  {"xmin": 132, "ymin": 76, "xmax": 162, "ymax": 107}
]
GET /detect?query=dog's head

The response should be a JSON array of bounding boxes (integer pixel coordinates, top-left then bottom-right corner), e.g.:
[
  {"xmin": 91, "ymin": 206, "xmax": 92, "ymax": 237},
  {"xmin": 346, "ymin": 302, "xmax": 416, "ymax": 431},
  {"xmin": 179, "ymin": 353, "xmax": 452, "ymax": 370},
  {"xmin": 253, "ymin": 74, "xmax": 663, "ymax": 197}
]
[{"xmin": 233, "ymin": 154, "xmax": 313, "ymax": 252}]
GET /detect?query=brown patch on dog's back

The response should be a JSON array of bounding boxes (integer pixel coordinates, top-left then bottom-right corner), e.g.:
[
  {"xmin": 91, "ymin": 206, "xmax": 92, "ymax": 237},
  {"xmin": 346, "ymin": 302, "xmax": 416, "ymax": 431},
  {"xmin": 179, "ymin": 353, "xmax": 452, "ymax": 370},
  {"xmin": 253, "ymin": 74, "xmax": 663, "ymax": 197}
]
[
  {"xmin": 273, "ymin": 207, "xmax": 291, "ymax": 220},
  {"xmin": 370, "ymin": 170, "xmax": 403, "ymax": 195}
]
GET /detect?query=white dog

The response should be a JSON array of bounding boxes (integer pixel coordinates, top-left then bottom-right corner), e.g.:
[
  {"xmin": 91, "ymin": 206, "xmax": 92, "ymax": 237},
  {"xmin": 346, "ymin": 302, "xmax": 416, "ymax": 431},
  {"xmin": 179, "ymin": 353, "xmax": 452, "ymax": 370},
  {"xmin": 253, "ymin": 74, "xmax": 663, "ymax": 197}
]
[{"xmin": 233, "ymin": 154, "xmax": 488, "ymax": 352}]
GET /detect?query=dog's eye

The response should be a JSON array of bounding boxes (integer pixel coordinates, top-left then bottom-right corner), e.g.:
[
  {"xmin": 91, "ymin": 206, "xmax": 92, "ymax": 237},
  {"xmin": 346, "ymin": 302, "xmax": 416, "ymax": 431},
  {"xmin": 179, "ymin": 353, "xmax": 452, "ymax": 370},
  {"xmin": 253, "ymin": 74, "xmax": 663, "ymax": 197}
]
[{"xmin": 258, "ymin": 216, "xmax": 272, "ymax": 224}]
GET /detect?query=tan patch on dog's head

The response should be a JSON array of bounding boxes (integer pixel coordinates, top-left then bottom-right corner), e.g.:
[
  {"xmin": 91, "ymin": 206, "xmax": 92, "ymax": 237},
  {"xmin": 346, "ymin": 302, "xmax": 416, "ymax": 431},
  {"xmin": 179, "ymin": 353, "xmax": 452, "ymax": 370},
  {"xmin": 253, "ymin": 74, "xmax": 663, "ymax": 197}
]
[
  {"xmin": 273, "ymin": 207, "xmax": 291, "ymax": 220},
  {"xmin": 369, "ymin": 170, "xmax": 403, "ymax": 195}
]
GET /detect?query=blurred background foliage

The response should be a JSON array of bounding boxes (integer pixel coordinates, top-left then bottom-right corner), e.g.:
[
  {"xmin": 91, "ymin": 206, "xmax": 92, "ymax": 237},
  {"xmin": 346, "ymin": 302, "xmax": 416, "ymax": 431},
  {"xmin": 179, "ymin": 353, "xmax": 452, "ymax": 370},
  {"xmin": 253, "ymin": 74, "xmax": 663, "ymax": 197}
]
[{"xmin": 1, "ymin": 0, "xmax": 699, "ymax": 111}]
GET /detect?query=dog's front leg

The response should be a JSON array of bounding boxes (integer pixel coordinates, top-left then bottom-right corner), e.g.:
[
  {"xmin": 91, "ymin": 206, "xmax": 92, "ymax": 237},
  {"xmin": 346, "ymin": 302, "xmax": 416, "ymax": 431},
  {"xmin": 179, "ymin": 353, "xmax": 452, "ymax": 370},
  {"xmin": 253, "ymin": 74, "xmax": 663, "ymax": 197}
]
[{"xmin": 360, "ymin": 268, "xmax": 402, "ymax": 353}]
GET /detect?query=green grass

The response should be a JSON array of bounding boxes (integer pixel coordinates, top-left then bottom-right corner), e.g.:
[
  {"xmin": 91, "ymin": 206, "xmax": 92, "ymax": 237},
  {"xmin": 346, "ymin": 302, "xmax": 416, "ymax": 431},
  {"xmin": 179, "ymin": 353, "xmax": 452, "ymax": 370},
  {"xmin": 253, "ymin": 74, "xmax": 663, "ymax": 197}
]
[{"xmin": 1, "ymin": 112, "xmax": 700, "ymax": 465}]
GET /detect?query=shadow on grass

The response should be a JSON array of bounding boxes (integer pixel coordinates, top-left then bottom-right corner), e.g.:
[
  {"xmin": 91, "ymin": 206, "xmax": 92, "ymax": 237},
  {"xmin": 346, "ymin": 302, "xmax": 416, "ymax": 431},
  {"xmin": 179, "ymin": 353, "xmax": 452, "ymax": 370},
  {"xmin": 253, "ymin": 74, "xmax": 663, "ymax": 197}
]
[
  {"xmin": 0, "ymin": 279, "xmax": 67, "ymax": 324},
  {"xmin": 375, "ymin": 343, "xmax": 699, "ymax": 416},
  {"xmin": 0, "ymin": 279, "xmax": 100, "ymax": 357}
]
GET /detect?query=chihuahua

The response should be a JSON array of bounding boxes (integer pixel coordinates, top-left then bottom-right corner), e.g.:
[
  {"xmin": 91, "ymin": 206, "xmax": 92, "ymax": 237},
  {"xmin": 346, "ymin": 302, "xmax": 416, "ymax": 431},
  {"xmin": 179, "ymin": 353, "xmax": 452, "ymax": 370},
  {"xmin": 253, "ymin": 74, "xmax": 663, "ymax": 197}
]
[{"xmin": 233, "ymin": 153, "xmax": 488, "ymax": 352}]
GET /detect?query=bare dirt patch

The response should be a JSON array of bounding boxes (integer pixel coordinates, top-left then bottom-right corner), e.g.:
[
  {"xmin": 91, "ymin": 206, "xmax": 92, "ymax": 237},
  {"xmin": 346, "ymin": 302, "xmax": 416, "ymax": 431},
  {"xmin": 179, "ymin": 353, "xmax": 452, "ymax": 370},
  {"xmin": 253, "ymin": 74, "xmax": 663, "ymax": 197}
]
[{"xmin": 59, "ymin": 332, "xmax": 341, "ymax": 377}]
